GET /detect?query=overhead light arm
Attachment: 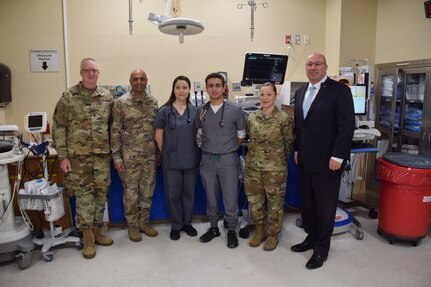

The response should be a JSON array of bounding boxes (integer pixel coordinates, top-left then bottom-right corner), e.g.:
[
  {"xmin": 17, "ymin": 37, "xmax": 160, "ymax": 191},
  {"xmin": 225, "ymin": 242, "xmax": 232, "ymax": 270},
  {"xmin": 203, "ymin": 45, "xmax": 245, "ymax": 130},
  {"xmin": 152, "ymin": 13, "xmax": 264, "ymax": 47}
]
[
  {"xmin": 147, "ymin": 0, "xmax": 204, "ymax": 44},
  {"xmin": 164, "ymin": 0, "xmax": 172, "ymax": 17},
  {"xmin": 148, "ymin": 13, "xmax": 170, "ymax": 26}
]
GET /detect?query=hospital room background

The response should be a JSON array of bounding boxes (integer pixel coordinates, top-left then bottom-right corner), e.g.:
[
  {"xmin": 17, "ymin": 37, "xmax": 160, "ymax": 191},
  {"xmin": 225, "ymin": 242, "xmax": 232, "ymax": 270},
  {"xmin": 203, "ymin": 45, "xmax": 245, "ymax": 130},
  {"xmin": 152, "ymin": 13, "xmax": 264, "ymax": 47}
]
[{"xmin": 1, "ymin": 0, "xmax": 431, "ymax": 283}]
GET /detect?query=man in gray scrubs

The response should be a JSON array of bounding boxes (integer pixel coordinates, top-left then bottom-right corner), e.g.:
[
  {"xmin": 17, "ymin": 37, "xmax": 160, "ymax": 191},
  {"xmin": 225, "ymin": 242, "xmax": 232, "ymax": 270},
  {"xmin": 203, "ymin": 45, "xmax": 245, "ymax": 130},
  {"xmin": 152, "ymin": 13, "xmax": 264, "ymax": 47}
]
[{"xmin": 197, "ymin": 72, "xmax": 246, "ymax": 248}]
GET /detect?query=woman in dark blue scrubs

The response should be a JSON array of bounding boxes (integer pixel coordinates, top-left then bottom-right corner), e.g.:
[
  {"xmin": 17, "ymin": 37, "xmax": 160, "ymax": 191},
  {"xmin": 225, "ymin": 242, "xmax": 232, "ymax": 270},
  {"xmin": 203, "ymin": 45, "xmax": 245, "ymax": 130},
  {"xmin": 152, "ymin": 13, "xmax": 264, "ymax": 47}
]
[{"xmin": 154, "ymin": 76, "xmax": 201, "ymax": 240}]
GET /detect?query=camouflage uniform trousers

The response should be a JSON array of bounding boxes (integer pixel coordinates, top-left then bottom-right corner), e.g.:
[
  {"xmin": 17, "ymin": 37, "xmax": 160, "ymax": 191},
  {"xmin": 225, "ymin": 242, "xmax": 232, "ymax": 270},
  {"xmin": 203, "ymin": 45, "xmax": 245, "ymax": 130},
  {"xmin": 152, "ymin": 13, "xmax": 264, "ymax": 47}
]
[
  {"xmin": 244, "ymin": 166, "xmax": 287, "ymax": 236},
  {"xmin": 119, "ymin": 155, "xmax": 156, "ymax": 228},
  {"xmin": 65, "ymin": 154, "xmax": 111, "ymax": 229}
]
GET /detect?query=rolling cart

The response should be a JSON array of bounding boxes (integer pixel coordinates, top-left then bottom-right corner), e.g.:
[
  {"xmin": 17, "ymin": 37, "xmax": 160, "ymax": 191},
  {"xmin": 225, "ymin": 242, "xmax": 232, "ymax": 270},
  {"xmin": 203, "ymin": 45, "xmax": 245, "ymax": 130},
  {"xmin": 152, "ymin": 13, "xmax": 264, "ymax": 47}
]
[
  {"xmin": 18, "ymin": 183, "xmax": 80, "ymax": 261},
  {"xmin": 17, "ymin": 112, "xmax": 81, "ymax": 262}
]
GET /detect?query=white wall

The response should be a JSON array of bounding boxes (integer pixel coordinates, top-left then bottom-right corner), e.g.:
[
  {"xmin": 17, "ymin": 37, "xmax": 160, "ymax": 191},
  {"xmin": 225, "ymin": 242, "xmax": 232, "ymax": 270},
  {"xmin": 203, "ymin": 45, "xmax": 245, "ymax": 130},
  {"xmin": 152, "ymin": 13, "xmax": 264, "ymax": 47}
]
[
  {"xmin": 1, "ymin": 0, "xmax": 430, "ymax": 133},
  {"xmin": 339, "ymin": 0, "xmax": 377, "ymax": 69},
  {"xmin": 0, "ymin": 0, "xmax": 65, "ymax": 130},
  {"xmin": 0, "ymin": 0, "xmax": 326, "ymax": 132},
  {"xmin": 325, "ymin": 0, "xmax": 342, "ymax": 75},
  {"xmin": 375, "ymin": 0, "xmax": 431, "ymax": 63}
]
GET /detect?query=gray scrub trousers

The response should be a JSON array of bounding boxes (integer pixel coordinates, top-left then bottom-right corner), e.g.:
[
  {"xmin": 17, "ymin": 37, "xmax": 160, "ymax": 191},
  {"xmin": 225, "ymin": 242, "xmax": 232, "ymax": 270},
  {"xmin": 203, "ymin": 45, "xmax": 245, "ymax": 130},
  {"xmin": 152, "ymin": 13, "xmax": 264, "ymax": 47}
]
[
  {"xmin": 197, "ymin": 101, "xmax": 246, "ymax": 230},
  {"xmin": 154, "ymin": 104, "xmax": 200, "ymax": 231}
]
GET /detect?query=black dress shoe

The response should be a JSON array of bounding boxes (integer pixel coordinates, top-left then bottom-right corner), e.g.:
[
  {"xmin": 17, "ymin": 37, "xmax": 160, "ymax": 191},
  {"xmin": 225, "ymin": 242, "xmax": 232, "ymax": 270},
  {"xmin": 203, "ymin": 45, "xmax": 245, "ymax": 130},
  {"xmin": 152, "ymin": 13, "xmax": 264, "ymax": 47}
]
[
  {"xmin": 181, "ymin": 225, "xmax": 198, "ymax": 237},
  {"xmin": 306, "ymin": 254, "xmax": 328, "ymax": 270},
  {"xmin": 291, "ymin": 240, "xmax": 314, "ymax": 252},
  {"xmin": 170, "ymin": 230, "xmax": 180, "ymax": 240}
]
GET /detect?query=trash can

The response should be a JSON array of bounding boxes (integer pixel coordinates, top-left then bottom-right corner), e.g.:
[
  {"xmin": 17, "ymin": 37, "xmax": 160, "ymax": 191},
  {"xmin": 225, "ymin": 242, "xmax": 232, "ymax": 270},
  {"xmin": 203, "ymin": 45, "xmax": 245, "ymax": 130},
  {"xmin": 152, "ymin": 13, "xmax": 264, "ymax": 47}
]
[{"xmin": 378, "ymin": 152, "xmax": 431, "ymax": 246}]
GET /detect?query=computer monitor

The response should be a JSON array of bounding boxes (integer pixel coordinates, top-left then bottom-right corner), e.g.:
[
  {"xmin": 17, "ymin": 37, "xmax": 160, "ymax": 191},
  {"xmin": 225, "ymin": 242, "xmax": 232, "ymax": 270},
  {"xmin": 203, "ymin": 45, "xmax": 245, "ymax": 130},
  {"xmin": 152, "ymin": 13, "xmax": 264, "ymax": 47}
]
[
  {"xmin": 349, "ymin": 85, "xmax": 367, "ymax": 115},
  {"xmin": 242, "ymin": 53, "xmax": 288, "ymax": 86},
  {"xmin": 24, "ymin": 112, "xmax": 47, "ymax": 133}
]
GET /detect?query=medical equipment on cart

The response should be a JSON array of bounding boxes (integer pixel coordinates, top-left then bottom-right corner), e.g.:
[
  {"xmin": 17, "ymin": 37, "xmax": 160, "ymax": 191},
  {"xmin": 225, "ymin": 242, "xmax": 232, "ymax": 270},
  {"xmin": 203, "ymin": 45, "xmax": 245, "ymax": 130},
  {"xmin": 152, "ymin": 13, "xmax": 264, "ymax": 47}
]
[
  {"xmin": 18, "ymin": 182, "xmax": 80, "ymax": 262},
  {"xmin": 0, "ymin": 125, "xmax": 34, "ymax": 269},
  {"xmin": 17, "ymin": 112, "xmax": 80, "ymax": 262}
]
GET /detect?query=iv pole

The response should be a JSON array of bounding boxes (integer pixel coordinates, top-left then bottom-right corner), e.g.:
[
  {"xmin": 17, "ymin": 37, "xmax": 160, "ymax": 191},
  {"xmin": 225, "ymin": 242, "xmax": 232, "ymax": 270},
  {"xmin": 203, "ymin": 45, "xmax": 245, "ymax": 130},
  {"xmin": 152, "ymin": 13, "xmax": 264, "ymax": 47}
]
[{"xmin": 237, "ymin": 0, "xmax": 268, "ymax": 41}]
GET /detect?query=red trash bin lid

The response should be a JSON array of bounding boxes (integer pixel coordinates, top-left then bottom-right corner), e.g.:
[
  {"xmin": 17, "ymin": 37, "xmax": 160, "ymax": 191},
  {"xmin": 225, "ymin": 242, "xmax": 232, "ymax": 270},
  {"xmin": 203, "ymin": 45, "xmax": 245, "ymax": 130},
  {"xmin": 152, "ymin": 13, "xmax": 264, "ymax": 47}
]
[{"xmin": 382, "ymin": 152, "xmax": 431, "ymax": 169}]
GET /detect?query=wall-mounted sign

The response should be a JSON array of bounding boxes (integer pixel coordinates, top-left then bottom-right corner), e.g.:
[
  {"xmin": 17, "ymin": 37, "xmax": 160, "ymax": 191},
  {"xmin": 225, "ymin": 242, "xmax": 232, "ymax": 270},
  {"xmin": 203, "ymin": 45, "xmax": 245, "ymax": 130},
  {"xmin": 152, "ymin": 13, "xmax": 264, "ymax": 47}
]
[{"xmin": 30, "ymin": 49, "xmax": 59, "ymax": 72}]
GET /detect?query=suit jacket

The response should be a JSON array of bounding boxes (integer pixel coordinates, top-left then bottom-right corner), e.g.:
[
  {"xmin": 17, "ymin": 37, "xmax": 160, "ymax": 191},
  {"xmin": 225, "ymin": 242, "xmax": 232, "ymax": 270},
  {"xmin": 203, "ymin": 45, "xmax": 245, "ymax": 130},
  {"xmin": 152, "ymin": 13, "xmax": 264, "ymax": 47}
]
[{"xmin": 294, "ymin": 77, "xmax": 355, "ymax": 173}]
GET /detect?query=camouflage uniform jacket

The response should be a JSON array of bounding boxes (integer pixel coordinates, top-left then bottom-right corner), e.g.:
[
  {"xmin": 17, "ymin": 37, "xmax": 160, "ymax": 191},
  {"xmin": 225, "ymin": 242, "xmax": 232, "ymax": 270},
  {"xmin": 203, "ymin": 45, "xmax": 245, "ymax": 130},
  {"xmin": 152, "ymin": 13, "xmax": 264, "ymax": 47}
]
[
  {"xmin": 245, "ymin": 107, "xmax": 294, "ymax": 171},
  {"xmin": 110, "ymin": 92, "xmax": 158, "ymax": 164},
  {"xmin": 52, "ymin": 82, "xmax": 113, "ymax": 160}
]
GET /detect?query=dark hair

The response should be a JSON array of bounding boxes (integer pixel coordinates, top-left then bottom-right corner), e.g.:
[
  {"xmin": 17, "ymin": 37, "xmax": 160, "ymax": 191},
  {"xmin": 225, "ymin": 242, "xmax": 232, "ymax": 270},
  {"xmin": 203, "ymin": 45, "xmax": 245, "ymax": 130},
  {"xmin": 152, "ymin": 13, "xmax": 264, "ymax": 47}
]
[
  {"xmin": 260, "ymin": 82, "xmax": 277, "ymax": 94},
  {"xmin": 205, "ymin": 72, "xmax": 225, "ymax": 86},
  {"xmin": 164, "ymin": 75, "xmax": 191, "ymax": 106}
]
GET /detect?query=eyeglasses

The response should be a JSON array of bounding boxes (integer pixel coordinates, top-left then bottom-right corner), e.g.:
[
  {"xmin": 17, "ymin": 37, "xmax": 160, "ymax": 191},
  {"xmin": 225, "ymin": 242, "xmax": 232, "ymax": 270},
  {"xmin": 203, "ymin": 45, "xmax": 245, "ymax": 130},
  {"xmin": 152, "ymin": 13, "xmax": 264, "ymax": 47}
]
[
  {"xmin": 306, "ymin": 62, "xmax": 325, "ymax": 67},
  {"xmin": 81, "ymin": 69, "xmax": 99, "ymax": 74}
]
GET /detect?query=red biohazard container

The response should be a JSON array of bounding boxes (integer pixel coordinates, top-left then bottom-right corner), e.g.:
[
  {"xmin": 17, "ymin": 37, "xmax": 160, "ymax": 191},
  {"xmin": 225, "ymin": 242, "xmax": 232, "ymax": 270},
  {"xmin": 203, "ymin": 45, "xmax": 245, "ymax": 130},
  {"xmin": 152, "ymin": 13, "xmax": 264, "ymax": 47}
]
[{"xmin": 378, "ymin": 152, "xmax": 431, "ymax": 246}]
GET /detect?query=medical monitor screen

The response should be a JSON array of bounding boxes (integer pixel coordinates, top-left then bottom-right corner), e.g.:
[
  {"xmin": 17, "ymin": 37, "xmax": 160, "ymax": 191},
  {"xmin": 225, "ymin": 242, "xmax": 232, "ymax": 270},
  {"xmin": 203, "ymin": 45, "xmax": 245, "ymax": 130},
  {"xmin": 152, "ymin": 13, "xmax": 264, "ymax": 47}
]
[
  {"xmin": 350, "ymin": 85, "xmax": 368, "ymax": 115},
  {"xmin": 25, "ymin": 112, "xmax": 47, "ymax": 133},
  {"xmin": 242, "ymin": 53, "xmax": 288, "ymax": 85},
  {"xmin": 28, "ymin": 115, "xmax": 43, "ymax": 129}
]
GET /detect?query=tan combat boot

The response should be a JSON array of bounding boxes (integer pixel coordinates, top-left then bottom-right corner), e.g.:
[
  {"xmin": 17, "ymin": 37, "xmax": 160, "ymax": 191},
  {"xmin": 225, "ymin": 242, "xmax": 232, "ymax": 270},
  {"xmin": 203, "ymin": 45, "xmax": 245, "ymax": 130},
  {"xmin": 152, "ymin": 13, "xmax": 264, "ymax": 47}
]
[
  {"xmin": 93, "ymin": 224, "xmax": 114, "ymax": 246},
  {"xmin": 263, "ymin": 235, "xmax": 278, "ymax": 251},
  {"xmin": 249, "ymin": 224, "xmax": 266, "ymax": 247},
  {"xmin": 140, "ymin": 225, "xmax": 158, "ymax": 237},
  {"xmin": 82, "ymin": 228, "xmax": 96, "ymax": 259},
  {"xmin": 128, "ymin": 227, "xmax": 142, "ymax": 242}
]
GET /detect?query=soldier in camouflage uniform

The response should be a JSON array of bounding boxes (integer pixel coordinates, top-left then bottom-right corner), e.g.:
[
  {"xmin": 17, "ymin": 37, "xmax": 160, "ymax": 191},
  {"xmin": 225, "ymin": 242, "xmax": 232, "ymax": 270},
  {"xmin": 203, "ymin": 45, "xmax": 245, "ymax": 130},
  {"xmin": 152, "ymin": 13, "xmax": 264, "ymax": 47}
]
[
  {"xmin": 110, "ymin": 69, "xmax": 158, "ymax": 242},
  {"xmin": 52, "ymin": 57, "xmax": 113, "ymax": 259},
  {"xmin": 244, "ymin": 82, "xmax": 294, "ymax": 251}
]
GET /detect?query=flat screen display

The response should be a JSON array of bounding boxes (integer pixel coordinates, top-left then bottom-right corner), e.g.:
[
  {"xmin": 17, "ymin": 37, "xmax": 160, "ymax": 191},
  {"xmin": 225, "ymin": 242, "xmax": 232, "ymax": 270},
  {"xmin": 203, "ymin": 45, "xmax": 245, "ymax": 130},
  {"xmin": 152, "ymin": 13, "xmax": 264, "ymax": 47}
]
[
  {"xmin": 242, "ymin": 53, "xmax": 288, "ymax": 85},
  {"xmin": 28, "ymin": 115, "xmax": 43, "ymax": 129},
  {"xmin": 25, "ymin": 112, "xmax": 47, "ymax": 133},
  {"xmin": 350, "ymin": 85, "xmax": 367, "ymax": 115}
]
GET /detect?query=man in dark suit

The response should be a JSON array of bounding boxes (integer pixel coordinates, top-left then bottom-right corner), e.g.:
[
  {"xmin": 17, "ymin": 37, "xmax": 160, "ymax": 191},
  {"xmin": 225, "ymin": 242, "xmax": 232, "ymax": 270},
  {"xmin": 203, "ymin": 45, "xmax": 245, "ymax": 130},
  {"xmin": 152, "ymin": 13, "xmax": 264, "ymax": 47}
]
[{"xmin": 291, "ymin": 53, "xmax": 355, "ymax": 269}]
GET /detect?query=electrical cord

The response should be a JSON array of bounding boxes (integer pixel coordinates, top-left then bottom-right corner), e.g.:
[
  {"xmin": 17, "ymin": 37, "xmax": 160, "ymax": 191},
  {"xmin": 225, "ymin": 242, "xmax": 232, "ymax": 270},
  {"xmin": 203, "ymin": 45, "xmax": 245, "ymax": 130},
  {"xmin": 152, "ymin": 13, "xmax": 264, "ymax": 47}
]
[
  {"xmin": 48, "ymin": 155, "xmax": 57, "ymax": 182},
  {"xmin": 0, "ymin": 160, "xmax": 34, "ymax": 231},
  {"xmin": 18, "ymin": 137, "xmax": 58, "ymax": 231},
  {"xmin": 16, "ymin": 160, "xmax": 34, "ymax": 231},
  {"xmin": 0, "ymin": 159, "xmax": 20, "ymax": 224}
]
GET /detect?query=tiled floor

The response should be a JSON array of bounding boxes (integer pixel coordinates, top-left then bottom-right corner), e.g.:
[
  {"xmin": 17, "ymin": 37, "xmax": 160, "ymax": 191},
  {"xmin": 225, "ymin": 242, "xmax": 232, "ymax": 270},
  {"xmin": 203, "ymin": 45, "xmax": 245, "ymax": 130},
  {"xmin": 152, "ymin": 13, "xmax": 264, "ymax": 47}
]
[{"xmin": 1, "ymin": 209, "xmax": 430, "ymax": 287}]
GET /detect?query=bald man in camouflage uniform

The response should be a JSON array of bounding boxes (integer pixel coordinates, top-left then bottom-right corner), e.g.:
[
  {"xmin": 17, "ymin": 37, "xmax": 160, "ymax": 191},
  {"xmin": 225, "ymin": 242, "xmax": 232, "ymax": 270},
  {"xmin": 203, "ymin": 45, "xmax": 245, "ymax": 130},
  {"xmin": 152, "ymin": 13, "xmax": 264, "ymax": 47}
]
[
  {"xmin": 110, "ymin": 69, "xmax": 158, "ymax": 242},
  {"xmin": 52, "ymin": 57, "xmax": 113, "ymax": 259},
  {"xmin": 244, "ymin": 82, "xmax": 294, "ymax": 251}
]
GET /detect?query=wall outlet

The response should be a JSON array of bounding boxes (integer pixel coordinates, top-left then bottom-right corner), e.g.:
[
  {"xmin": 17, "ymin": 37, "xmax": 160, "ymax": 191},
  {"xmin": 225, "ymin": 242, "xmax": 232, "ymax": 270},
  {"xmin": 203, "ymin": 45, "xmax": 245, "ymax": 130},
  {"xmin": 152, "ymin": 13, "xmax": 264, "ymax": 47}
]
[
  {"xmin": 303, "ymin": 34, "xmax": 310, "ymax": 45},
  {"xmin": 285, "ymin": 34, "xmax": 291, "ymax": 44},
  {"xmin": 232, "ymin": 81, "xmax": 241, "ymax": 92},
  {"xmin": 294, "ymin": 35, "xmax": 301, "ymax": 45}
]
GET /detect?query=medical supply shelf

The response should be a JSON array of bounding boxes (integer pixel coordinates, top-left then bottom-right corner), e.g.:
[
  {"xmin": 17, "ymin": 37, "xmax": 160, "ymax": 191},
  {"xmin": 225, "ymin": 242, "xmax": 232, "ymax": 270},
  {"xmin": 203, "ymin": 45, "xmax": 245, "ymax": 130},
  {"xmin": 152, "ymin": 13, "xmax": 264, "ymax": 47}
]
[{"xmin": 367, "ymin": 59, "xmax": 431, "ymax": 203}]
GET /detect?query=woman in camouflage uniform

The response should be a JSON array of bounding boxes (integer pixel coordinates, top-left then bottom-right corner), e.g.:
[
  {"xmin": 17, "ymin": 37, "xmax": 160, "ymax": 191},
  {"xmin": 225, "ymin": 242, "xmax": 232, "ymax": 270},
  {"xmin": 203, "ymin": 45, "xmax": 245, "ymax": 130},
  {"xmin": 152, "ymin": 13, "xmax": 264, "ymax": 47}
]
[{"xmin": 244, "ymin": 82, "xmax": 294, "ymax": 251}]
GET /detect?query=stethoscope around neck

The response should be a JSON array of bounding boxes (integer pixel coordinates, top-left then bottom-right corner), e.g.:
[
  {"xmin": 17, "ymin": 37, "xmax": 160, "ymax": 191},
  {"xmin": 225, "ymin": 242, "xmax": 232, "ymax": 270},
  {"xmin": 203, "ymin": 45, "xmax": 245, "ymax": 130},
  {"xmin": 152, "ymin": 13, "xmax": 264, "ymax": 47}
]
[
  {"xmin": 199, "ymin": 100, "xmax": 225, "ymax": 128},
  {"xmin": 168, "ymin": 103, "xmax": 191, "ymax": 129}
]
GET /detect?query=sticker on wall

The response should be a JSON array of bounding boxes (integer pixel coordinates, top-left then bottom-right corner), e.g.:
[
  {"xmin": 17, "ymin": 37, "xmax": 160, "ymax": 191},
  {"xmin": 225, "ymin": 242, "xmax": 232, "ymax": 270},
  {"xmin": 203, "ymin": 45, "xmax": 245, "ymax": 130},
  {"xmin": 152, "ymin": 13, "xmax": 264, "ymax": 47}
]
[{"xmin": 29, "ymin": 49, "xmax": 59, "ymax": 72}]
